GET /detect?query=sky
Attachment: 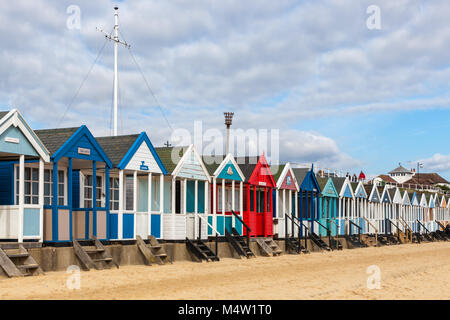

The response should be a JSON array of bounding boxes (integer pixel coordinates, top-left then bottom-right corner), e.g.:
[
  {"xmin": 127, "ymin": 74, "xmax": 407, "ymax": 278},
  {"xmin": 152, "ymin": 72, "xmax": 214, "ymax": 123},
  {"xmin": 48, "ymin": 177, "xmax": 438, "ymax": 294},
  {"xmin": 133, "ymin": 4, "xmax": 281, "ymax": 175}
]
[{"xmin": 1, "ymin": 0, "xmax": 450, "ymax": 179}]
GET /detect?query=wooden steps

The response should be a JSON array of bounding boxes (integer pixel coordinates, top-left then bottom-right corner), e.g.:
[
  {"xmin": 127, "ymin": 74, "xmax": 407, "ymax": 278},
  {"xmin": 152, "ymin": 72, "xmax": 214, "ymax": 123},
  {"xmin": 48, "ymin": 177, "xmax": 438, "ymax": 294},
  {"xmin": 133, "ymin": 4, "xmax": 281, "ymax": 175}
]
[
  {"xmin": 136, "ymin": 235, "xmax": 171, "ymax": 265},
  {"xmin": 256, "ymin": 238, "xmax": 282, "ymax": 256},
  {"xmin": 186, "ymin": 238, "xmax": 220, "ymax": 262},
  {"xmin": 225, "ymin": 228, "xmax": 255, "ymax": 259},
  {"xmin": 73, "ymin": 237, "xmax": 119, "ymax": 271},
  {"xmin": 0, "ymin": 244, "xmax": 44, "ymax": 277},
  {"xmin": 285, "ymin": 237, "xmax": 309, "ymax": 254}
]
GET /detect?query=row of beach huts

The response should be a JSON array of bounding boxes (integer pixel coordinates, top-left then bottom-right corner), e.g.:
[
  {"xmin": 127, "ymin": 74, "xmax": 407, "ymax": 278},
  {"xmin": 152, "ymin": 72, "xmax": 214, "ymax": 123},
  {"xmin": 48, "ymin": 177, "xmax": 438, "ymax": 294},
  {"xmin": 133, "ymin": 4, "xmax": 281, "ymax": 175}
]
[{"xmin": 0, "ymin": 109, "xmax": 449, "ymax": 276}]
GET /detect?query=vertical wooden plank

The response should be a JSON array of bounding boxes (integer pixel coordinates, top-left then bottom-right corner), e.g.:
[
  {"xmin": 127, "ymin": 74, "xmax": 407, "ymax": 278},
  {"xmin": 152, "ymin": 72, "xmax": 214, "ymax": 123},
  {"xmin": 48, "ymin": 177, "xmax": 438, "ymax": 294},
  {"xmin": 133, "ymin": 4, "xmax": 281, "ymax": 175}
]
[
  {"xmin": 18, "ymin": 155, "xmax": 24, "ymax": 243},
  {"xmin": 118, "ymin": 169, "xmax": 123, "ymax": 240},
  {"xmin": 38, "ymin": 159, "xmax": 44, "ymax": 243},
  {"xmin": 133, "ymin": 170, "xmax": 137, "ymax": 239},
  {"xmin": 92, "ymin": 160, "xmax": 97, "ymax": 238},
  {"xmin": 148, "ymin": 172, "xmax": 152, "ymax": 237}
]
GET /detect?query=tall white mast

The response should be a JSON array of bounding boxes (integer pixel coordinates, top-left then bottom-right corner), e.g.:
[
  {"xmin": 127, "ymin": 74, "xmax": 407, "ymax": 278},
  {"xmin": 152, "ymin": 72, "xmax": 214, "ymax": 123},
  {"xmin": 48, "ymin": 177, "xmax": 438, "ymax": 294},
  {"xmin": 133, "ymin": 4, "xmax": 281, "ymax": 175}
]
[
  {"xmin": 113, "ymin": 7, "xmax": 119, "ymax": 136},
  {"xmin": 97, "ymin": 7, "xmax": 130, "ymax": 136}
]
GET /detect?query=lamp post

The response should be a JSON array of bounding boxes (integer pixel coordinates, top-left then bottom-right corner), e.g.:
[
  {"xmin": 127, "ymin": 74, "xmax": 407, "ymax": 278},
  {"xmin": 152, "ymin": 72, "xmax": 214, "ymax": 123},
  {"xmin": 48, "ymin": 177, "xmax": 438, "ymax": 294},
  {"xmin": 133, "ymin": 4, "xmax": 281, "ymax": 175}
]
[
  {"xmin": 224, "ymin": 112, "xmax": 234, "ymax": 155},
  {"xmin": 417, "ymin": 162, "xmax": 423, "ymax": 190}
]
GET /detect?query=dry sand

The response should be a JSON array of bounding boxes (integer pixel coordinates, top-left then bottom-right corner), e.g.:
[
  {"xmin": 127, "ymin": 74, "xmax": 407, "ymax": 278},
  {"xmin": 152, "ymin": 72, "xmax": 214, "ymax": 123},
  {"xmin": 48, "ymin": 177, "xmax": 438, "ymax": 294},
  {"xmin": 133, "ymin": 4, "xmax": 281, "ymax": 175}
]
[{"xmin": 1, "ymin": 241, "xmax": 450, "ymax": 300}]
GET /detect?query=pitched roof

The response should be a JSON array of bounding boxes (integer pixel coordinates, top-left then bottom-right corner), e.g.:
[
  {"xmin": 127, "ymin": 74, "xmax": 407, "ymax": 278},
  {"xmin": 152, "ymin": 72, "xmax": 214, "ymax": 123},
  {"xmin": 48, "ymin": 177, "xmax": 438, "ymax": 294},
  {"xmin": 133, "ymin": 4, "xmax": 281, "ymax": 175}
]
[
  {"xmin": 364, "ymin": 184, "xmax": 373, "ymax": 195},
  {"xmin": 155, "ymin": 146, "xmax": 188, "ymax": 174},
  {"xmin": 292, "ymin": 168, "xmax": 309, "ymax": 186},
  {"xmin": 377, "ymin": 174, "xmax": 397, "ymax": 184},
  {"xmin": 270, "ymin": 164, "xmax": 286, "ymax": 183},
  {"xmin": 316, "ymin": 177, "xmax": 330, "ymax": 191},
  {"xmin": 388, "ymin": 165, "xmax": 411, "ymax": 174},
  {"xmin": 234, "ymin": 156, "xmax": 259, "ymax": 180},
  {"xmin": 404, "ymin": 173, "xmax": 449, "ymax": 186},
  {"xmin": 35, "ymin": 127, "xmax": 80, "ymax": 155},
  {"xmin": 201, "ymin": 155, "xmax": 226, "ymax": 176},
  {"xmin": 331, "ymin": 177, "xmax": 346, "ymax": 192},
  {"xmin": 96, "ymin": 134, "xmax": 140, "ymax": 167},
  {"xmin": 0, "ymin": 111, "xmax": 9, "ymax": 120},
  {"xmin": 388, "ymin": 188, "xmax": 397, "ymax": 199}
]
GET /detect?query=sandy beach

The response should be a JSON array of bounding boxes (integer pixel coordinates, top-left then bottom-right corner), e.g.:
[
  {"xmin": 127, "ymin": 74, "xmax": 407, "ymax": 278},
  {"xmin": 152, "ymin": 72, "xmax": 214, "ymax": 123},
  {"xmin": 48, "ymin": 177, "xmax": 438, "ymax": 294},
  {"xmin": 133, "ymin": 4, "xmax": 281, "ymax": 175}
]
[{"xmin": 1, "ymin": 241, "xmax": 450, "ymax": 300}]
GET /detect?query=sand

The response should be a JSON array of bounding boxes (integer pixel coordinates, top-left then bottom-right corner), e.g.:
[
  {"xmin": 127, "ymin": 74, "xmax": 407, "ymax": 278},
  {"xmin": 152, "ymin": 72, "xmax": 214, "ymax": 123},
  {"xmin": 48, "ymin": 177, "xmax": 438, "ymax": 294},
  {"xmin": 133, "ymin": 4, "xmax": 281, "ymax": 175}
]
[{"xmin": 1, "ymin": 241, "xmax": 450, "ymax": 300}]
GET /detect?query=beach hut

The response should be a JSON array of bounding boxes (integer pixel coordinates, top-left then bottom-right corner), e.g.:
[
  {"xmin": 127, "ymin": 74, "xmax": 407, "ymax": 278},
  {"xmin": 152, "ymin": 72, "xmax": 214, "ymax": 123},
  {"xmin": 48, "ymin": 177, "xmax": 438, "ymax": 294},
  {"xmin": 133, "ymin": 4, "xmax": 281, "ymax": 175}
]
[
  {"xmin": 418, "ymin": 193, "xmax": 428, "ymax": 233},
  {"xmin": 271, "ymin": 163, "xmax": 300, "ymax": 238},
  {"xmin": 387, "ymin": 187, "xmax": 402, "ymax": 234},
  {"xmin": 438, "ymin": 195, "xmax": 447, "ymax": 228},
  {"xmin": 0, "ymin": 110, "xmax": 50, "ymax": 243},
  {"xmin": 331, "ymin": 177, "xmax": 354, "ymax": 235},
  {"xmin": 316, "ymin": 177, "xmax": 339, "ymax": 236},
  {"xmin": 378, "ymin": 185, "xmax": 391, "ymax": 234},
  {"xmin": 408, "ymin": 191, "xmax": 420, "ymax": 232},
  {"xmin": 400, "ymin": 190, "xmax": 412, "ymax": 230},
  {"xmin": 238, "ymin": 154, "xmax": 276, "ymax": 237},
  {"xmin": 202, "ymin": 154, "xmax": 245, "ymax": 237},
  {"xmin": 423, "ymin": 193, "xmax": 435, "ymax": 232},
  {"xmin": 34, "ymin": 126, "xmax": 113, "ymax": 243},
  {"xmin": 352, "ymin": 181, "xmax": 368, "ymax": 233},
  {"xmin": 363, "ymin": 184, "xmax": 381, "ymax": 234},
  {"xmin": 155, "ymin": 145, "xmax": 211, "ymax": 240},
  {"xmin": 96, "ymin": 132, "xmax": 168, "ymax": 240},
  {"xmin": 293, "ymin": 166, "xmax": 321, "ymax": 235}
]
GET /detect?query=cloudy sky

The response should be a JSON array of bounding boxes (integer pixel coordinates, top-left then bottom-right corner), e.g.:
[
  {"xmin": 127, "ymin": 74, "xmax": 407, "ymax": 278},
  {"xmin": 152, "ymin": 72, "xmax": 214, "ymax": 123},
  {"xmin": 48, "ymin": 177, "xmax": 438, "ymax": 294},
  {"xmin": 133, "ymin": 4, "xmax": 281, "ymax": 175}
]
[{"xmin": 1, "ymin": 0, "xmax": 450, "ymax": 178}]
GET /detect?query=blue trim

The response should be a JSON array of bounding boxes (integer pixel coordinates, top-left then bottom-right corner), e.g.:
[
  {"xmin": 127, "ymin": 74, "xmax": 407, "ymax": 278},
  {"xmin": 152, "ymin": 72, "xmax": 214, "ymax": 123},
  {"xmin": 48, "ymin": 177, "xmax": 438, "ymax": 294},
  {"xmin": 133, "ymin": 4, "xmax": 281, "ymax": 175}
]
[
  {"xmin": 117, "ymin": 132, "xmax": 168, "ymax": 174},
  {"xmin": 299, "ymin": 166, "xmax": 322, "ymax": 193},
  {"xmin": 52, "ymin": 161, "xmax": 58, "ymax": 241},
  {"xmin": 105, "ymin": 167, "xmax": 110, "ymax": 239},
  {"xmin": 51, "ymin": 125, "xmax": 113, "ymax": 168},
  {"xmin": 68, "ymin": 158, "xmax": 73, "ymax": 241},
  {"xmin": 92, "ymin": 160, "xmax": 97, "ymax": 237}
]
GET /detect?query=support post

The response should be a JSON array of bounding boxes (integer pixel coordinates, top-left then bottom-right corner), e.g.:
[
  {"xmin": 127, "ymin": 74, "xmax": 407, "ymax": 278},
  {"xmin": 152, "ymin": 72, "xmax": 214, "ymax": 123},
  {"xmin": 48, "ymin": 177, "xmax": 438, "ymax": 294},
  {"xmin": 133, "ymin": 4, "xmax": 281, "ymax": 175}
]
[
  {"xmin": 38, "ymin": 159, "xmax": 44, "ymax": 242},
  {"xmin": 18, "ymin": 155, "xmax": 25, "ymax": 243},
  {"xmin": 118, "ymin": 169, "xmax": 124, "ymax": 240}
]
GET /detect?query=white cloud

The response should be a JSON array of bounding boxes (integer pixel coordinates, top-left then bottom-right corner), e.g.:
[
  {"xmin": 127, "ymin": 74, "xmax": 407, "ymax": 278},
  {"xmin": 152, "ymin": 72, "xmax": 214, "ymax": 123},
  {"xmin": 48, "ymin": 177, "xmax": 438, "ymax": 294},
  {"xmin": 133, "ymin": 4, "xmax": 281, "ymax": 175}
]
[
  {"xmin": 1, "ymin": 0, "xmax": 450, "ymax": 172},
  {"xmin": 419, "ymin": 154, "xmax": 450, "ymax": 172}
]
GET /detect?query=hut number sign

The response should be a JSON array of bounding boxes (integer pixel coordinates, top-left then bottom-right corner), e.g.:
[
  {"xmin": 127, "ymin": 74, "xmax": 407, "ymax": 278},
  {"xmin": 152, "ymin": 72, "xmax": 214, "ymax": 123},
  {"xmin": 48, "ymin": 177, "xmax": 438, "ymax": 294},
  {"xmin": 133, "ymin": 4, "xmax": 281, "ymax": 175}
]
[
  {"xmin": 5, "ymin": 137, "xmax": 19, "ymax": 144},
  {"xmin": 78, "ymin": 147, "xmax": 91, "ymax": 155}
]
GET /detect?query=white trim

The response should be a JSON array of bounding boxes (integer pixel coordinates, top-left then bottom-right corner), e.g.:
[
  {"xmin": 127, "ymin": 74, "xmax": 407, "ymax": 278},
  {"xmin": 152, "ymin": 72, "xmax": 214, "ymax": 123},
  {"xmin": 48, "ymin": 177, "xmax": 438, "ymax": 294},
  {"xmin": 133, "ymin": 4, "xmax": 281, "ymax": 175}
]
[
  {"xmin": 212, "ymin": 153, "xmax": 245, "ymax": 181},
  {"xmin": 172, "ymin": 144, "xmax": 211, "ymax": 182},
  {"xmin": 0, "ymin": 110, "xmax": 50, "ymax": 162},
  {"xmin": 275, "ymin": 162, "xmax": 299, "ymax": 191}
]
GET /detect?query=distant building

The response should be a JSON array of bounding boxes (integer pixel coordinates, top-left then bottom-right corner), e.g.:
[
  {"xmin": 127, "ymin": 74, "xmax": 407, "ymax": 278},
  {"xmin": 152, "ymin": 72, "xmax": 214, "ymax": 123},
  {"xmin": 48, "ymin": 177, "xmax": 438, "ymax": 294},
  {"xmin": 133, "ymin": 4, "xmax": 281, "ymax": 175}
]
[
  {"xmin": 388, "ymin": 164, "xmax": 414, "ymax": 184},
  {"xmin": 404, "ymin": 173, "xmax": 450, "ymax": 188}
]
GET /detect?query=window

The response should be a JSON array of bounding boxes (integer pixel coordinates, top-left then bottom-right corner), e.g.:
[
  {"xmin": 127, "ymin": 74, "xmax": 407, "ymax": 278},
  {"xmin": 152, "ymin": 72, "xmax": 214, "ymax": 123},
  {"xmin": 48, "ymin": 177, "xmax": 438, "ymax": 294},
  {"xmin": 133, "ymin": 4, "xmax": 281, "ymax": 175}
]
[
  {"xmin": 109, "ymin": 177, "xmax": 119, "ymax": 211},
  {"xmin": 15, "ymin": 167, "xmax": 39, "ymax": 205},
  {"xmin": 84, "ymin": 175, "xmax": 102, "ymax": 208},
  {"xmin": 43, "ymin": 169, "xmax": 65, "ymax": 206},
  {"xmin": 125, "ymin": 175, "xmax": 134, "ymax": 211}
]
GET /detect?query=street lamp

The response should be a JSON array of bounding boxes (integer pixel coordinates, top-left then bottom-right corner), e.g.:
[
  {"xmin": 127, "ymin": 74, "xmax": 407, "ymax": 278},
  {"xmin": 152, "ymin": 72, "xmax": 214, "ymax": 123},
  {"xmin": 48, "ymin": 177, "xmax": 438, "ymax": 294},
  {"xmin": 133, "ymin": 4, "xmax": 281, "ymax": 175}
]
[{"xmin": 417, "ymin": 162, "xmax": 423, "ymax": 189}]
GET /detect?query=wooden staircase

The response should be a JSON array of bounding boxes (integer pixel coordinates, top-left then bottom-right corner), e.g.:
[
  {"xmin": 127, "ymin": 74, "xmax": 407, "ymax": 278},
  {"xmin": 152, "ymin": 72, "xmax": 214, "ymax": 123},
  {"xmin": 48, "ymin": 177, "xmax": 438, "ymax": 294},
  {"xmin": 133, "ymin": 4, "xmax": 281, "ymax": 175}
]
[
  {"xmin": 310, "ymin": 232, "xmax": 331, "ymax": 251},
  {"xmin": 0, "ymin": 244, "xmax": 43, "ymax": 277},
  {"xmin": 73, "ymin": 237, "xmax": 119, "ymax": 271},
  {"xmin": 346, "ymin": 234, "xmax": 367, "ymax": 248},
  {"xmin": 136, "ymin": 235, "xmax": 171, "ymax": 265},
  {"xmin": 186, "ymin": 238, "xmax": 220, "ymax": 262},
  {"xmin": 256, "ymin": 238, "xmax": 282, "ymax": 256},
  {"xmin": 285, "ymin": 237, "xmax": 309, "ymax": 254},
  {"xmin": 360, "ymin": 234, "xmax": 378, "ymax": 247},
  {"xmin": 224, "ymin": 228, "xmax": 255, "ymax": 258}
]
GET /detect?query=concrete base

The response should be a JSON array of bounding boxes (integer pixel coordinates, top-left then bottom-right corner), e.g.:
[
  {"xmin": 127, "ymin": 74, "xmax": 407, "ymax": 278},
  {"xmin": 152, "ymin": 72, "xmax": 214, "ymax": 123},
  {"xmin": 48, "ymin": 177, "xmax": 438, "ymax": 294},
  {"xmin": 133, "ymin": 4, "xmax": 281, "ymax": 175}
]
[{"xmin": 0, "ymin": 236, "xmax": 356, "ymax": 277}]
